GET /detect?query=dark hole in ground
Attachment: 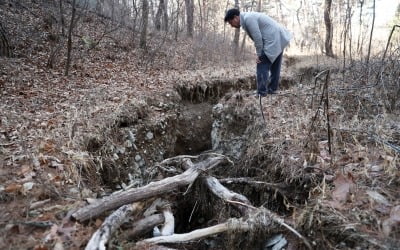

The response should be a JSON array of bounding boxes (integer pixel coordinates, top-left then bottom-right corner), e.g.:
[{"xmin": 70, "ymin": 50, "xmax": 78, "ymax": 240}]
[{"xmin": 174, "ymin": 102, "xmax": 213, "ymax": 155}]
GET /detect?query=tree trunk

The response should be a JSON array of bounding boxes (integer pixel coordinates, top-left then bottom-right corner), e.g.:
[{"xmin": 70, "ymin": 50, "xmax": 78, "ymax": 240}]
[
  {"xmin": 140, "ymin": 0, "xmax": 149, "ymax": 49},
  {"xmin": 356, "ymin": 0, "xmax": 364, "ymax": 55},
  {"xmin": 366, "ymin": 0, "xmax": 375, "ymax": 65},
  {"xmin": 198, "ymin": 0, "xmax": 203, "ymax": 33},
  {"xmin": 155, "ymin": 0, "xmax": 163, "ymax": 30},
  {"xmin": 324, "ymin": 0, "xmax": 334, "ymax": 57},
  {"xmin": 185, "ymin": 0, "xmax": 194, "ymax": 37},
  {"xmin": 233, "ymin": 0, "xmax": 239, "ymax": 54},
  {"xmin": 163, "ymin": 0, "xmax": 169, "ymax": 31},
  {"xmin": 59, "ymin": 0, "xmax": 65, "ymax": 36},
  {"xmin": 0, "ymin": 22, "xmax": 11, "ymax": 57},
  {"xmin": 174, "ymin": 0, "xmax": 182, "ymax": 41},
  {"xmin": 155, "ymin": 0, "xmax": 168, "ymax": 31},
  {"xmin": 65, "ymin": 0, "xmax": 76, "ymax": 76},
  {"xmin": 257, "ymin": 0, "xmax": 262, "ymax": 11}
]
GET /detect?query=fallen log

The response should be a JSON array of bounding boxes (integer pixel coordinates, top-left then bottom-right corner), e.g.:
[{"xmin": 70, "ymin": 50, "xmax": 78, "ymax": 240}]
[
  {"xmin": 72, "ymin": 156, "xmax": 226, "ymax": 222},
  {"xmin": 140, "ymin": 218, "xmax": 250, "ymax": 244},
  {"xmin": 85, "ymin": 203, "xmax": 141, "ymax": 250},
  {"xmin": 123, "ymin": 214, "xmax": 164, "ymax": 240}
]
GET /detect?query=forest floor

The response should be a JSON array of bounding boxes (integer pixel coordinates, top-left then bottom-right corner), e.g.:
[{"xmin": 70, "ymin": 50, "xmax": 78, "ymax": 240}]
[{"xmin": 1, "ymin": 1, "xmax": 400, "ymax": 250}]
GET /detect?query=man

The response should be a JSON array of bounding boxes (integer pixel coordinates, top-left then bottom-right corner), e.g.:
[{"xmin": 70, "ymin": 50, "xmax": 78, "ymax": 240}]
[{"xmin": 224, "ymin": 8, "xmax": 292, "ymax": 96}]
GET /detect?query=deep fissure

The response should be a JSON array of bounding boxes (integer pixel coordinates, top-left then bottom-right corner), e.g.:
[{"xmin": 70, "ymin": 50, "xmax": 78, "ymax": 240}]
[{"xmin": 84, "ymin": 77, "xmax": 308, "ymax": 249}]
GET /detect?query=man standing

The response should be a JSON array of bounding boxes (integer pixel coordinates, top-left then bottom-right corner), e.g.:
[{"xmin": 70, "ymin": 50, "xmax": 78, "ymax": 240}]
[{"xmin": 224, "ymin": 8, "xmax": 292, "ymax": 96}]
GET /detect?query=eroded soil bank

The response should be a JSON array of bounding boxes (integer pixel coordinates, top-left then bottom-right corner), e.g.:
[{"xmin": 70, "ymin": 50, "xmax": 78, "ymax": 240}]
[{"xmin": 1, "ymin": 56, "xmax": 399, "ymax": 250}]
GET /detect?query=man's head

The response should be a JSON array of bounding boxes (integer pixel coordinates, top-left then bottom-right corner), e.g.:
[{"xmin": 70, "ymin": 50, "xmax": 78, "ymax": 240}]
[{"xmin": 224, "ymin": 8, "xmax": 240, "ymax": 28}]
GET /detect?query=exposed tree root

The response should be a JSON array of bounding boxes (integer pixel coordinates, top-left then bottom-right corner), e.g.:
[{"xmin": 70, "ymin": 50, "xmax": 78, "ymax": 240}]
[{"xmin": 76, "ymin": 154, "xmax": 311, "ymax": 249}]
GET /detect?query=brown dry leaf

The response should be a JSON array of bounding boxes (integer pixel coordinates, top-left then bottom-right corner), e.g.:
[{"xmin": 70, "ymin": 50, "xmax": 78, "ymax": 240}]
[
  {"xmin": 33, "ymin": 245, "xmax": 48, "ymax": 250},
  {"xmin": 5, "ymin": 183, "xmax": 22, "ymax": 193},
  {"xmin": 328, "ymin": 173, "xmax": 355, "ymax": 209},
  {"xmin": 39, "ymin": 140, "xmax": 56, "ymax": 154},
  {"xmin": 382, "ymin": 205, "xmax": 400, "ymax": 236},
  {"xmin": 17, "ymin": 165, "xmax": 32, "ymax": 176}
]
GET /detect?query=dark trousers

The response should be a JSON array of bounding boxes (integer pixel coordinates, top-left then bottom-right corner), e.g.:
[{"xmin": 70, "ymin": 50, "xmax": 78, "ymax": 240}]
[{"xmin": 256, "ymin": 52, "xmax": 283, "ymax": 96}]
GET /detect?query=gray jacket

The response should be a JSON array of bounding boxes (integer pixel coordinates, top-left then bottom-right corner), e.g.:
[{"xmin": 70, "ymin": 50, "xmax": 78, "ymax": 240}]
[{"xmin": 240, "ymin": 12, "xmax": 292, "ymax": 63}]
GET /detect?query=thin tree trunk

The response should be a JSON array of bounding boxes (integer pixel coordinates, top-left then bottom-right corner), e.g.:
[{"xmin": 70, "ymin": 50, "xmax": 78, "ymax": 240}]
[
  {"xmin": 357, "ymin": 0, "xmax": 364, "ymax": 55},
  {"xmin": 347, "ymin": 1, "xmax": 353, "ymax": 64},
  {"xmin": 174, "ymin": 0, "xmax": 182, "ymax": 40},
  {"xmin": 140, "ymin": 0, "xmax": 149, "ymax": 49},
  {"xmin": 59, "ymin": 0, "xmax": 65, "ymax": 36},
  {"xmin": 185, "ymin": 0, "xmax": 194, "ymax": 37},
  {"xmin": 198, "ymin": 0, "xmax": 203, "ymax": 33},
  {"xmin": 366, "ymin": 0, "xmax": 375, "ymax": 65},
  {"xmin": 233, "ymin": 0, "xmax": 239, "ymax": 54},
  {"xmin": 155, "ymin": 0, "xmax": 164, "ymax": 30},
  {"xmin": 342, "ymin": 0, "xmax": 349, "ymax": 71},
  {"xmin": 65, "ymin": 0, "xmax": 76, "ymax": 76},
  {"xmin": 223, "ymin": 0, "xmax": 229, "ymax": 41},
  {"xmin": 0, "ymin": 22, "xmax": 11, "ymax": 57},
  {"xmin": 163, "ymin": 0, "xmax": 168, "ymax": 31},
  {"xmin": 324, "ymin": 0, "xmax": 334, "ymax": 57}
]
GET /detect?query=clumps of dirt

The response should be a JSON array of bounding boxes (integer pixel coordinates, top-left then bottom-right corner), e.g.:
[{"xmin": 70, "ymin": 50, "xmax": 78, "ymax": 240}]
[{"xmin": 175, "ymin": 76, "xmax": 254, "ymax": 103}]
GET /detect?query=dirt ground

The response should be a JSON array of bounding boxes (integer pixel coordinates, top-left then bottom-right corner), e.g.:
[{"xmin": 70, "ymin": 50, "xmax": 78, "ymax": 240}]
[{"xmin": 1, "ymin": 1, "xmax": 400, "ymax": 250}]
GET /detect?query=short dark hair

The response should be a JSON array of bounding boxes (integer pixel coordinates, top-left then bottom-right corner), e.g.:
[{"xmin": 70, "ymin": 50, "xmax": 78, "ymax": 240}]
[{"xmin": 224, "ymin": 8, "xmax": 240, "ymax": 22}]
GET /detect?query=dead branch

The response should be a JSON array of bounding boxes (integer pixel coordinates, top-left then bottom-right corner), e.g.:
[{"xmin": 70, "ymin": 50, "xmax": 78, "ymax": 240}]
[
  {"xmin": 219, "ymin": 177, "xmax": 287, "ymax": 189},
  {"xmin": 85, "ymin": 203, "xmax": 141, "ymax": 250},
  {"xmin": 205, "ymin": 176, "xmax": 252, "ymax": 215},
  {"xmin": 123, "ymin": 214, "xmax": 164, "ymax": 240},
  {"xmin": 139, "ymin": 218, "xmax": 251, "ymax": 244},
  {"xmin": 137, "ymin": 175, "xmax": 311, "ymax": 249},
  {"xmin": 72, "ymin": 156, "xmax": 226, "ymax": 221},
  {"xmin": 206, "ymin": 176, "xmax": 312, "ymax": 249},
  {"xmin": 154, "ymin": 205, "xmax": 175, "ymax": 236}
]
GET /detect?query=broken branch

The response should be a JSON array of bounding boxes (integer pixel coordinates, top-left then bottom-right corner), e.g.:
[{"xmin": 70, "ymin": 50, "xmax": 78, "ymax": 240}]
[
  {"xmin": 72, "ymin": 156, "xmax": 226, "ymax": 221},
  {"xmin": 85, "ymin": 203, "xmax": 141, "ymax": 250}
]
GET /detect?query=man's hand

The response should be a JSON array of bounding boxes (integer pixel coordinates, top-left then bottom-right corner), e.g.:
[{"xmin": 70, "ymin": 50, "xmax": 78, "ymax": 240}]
[{"xmin": 256, "ymin": 56, "xmax": 262, "ymax": 64}]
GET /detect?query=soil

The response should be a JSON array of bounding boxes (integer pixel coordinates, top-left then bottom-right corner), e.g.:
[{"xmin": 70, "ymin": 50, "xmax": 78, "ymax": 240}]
[{"xmin": 1, "ymin": 1, "xmax": 400, "ymax": 250}]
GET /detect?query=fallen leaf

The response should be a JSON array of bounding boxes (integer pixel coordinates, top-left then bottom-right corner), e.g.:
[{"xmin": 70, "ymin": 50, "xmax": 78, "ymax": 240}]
[
  {"xmin": 33, "ymin": 245, "xmax": 48, "ymax": 250},
  {"xmin": 5, "ymin": 183, "xmax": 22, "ymax": 193},
  {"xmin": 328, "ymin": 173, "xmax": 355, "ymax": 209}
]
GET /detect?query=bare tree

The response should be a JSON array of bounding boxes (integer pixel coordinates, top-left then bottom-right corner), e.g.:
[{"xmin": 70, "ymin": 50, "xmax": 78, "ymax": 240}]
[
  {"xmin": 65, "ymin": 0, "xmax": 77, "ymax": 76},
  {"xmin": 324, "ymin": 0, "xmax": 334, "ymax": 57},
  {"xmin": 185, "ymin": 0, "xmax": 194, "ymax": 37},
  {"xmin": 366, "ymin": 0, "xmax": 375, "ymax": 65},
  {"xmin": 140, "ymin": 0, "xmax": 149, "ymax": 49},
  {"xmin": 174, "ymin": 0, "xmax": 183, "ymax": 40},
  {"xmin": 198, "ymin": 0, "xmax": 203, "ymax": 32},
  {"xmin": 356, "ymin": 0, "xmax": 364, "ymax": 55},
  {"xmin": 59, "ymin": 0, "xmax": 65, "ymax": 36},
  {"xmin": 0, "ymin": 22, "xmax": 11, "ymax": 57},
  {"xmin": 155, "ymin": 0, "xmax": 168, "ymax": 31},
  {"xmin": 233, "ymin": 0, "xmax": 239, "ymax": 53},
  {"xmin": 163, "ymin": 0, "xmax": 169, "ymax": 31}
]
